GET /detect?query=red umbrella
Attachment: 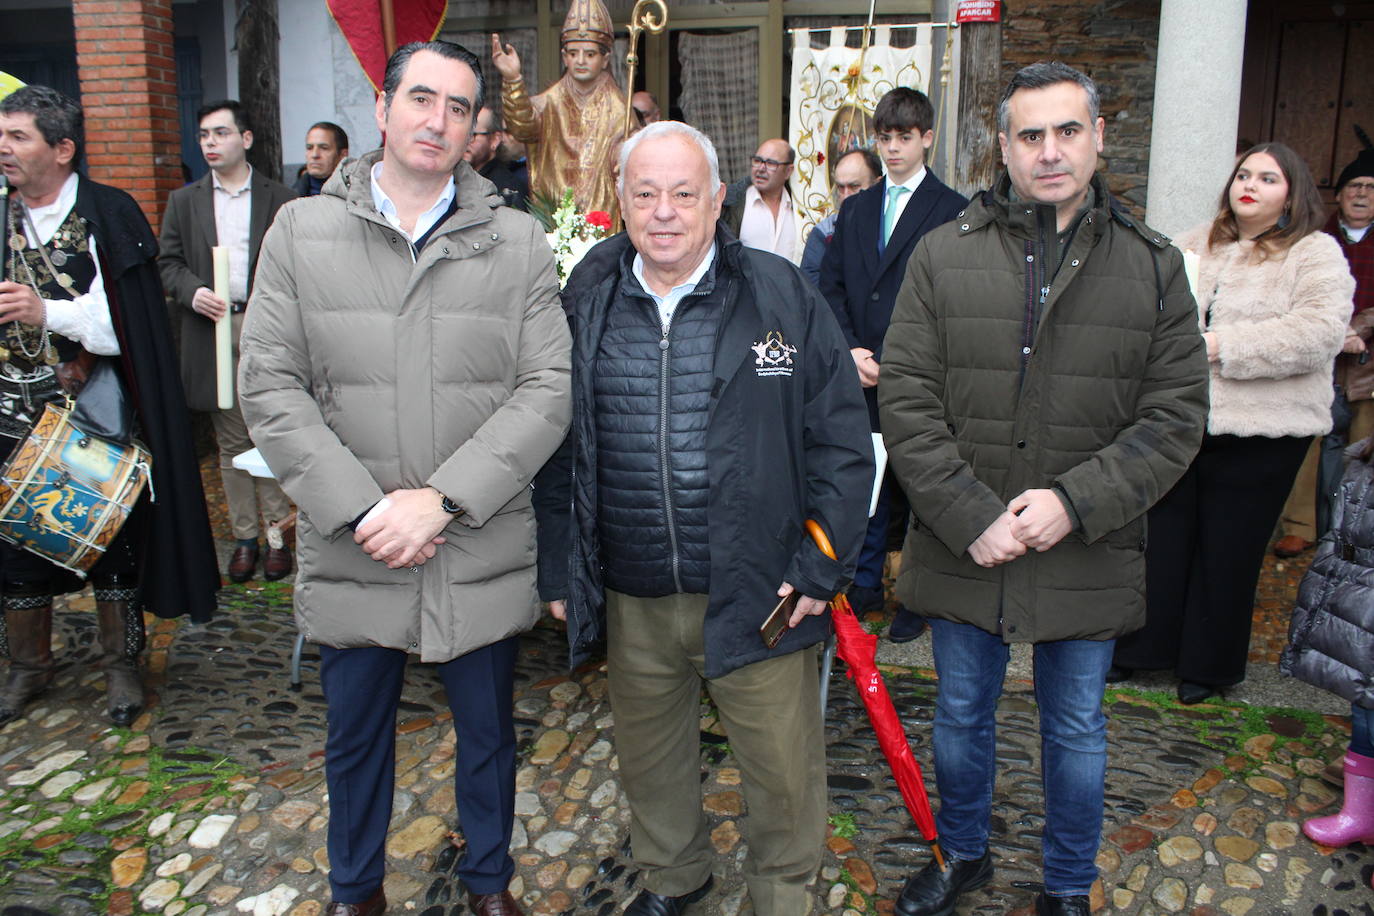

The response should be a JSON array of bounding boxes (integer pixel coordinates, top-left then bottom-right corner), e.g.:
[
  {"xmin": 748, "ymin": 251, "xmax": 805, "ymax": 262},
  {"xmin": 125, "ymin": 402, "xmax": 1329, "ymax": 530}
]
[{"xmin": 806, "ymin": 519, "xmax": 945, "ymax": 868}]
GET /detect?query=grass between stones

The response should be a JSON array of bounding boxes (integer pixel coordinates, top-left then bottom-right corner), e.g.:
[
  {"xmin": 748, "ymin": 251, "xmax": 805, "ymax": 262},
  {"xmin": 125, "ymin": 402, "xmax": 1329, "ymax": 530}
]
[
  {"xmin": 0, "ymin": 731, "xmax": 251, "ymax": 901},
  {"xmin": 1106, "ymin": 686, "xmax": 1342, "ymax": 764}
]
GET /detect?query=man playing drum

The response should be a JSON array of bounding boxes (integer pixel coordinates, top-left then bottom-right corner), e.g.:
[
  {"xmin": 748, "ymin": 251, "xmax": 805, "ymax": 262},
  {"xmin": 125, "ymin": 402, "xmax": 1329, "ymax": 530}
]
[{"xmin": 0, "ymin": 85, "xmax": 217, "ymax": 726}]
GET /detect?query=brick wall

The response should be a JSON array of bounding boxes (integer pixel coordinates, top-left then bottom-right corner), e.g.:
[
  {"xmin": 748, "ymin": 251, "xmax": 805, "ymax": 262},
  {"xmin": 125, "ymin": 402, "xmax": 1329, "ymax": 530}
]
[
  {"xmin": 1002, "ymin": 0, "xmax": 1161, "ymax": 215},
  {"xmin": 72, "ymin": 0, "xmax": 182, "ymax": 233}
]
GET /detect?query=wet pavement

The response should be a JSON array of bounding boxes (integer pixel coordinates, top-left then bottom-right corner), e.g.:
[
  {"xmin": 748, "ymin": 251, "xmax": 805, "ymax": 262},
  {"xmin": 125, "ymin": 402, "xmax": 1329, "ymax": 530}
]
[{"xmin": 1, "ymin": 470, "xmax": 1372, "ymax": 915}]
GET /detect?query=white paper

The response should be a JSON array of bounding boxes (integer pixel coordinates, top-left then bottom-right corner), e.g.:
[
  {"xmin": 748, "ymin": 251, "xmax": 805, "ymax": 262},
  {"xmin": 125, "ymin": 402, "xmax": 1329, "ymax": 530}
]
[
  {"xmin": 230, "ymin": 447, "xmax": 274, "ymax": 479},
  {"xmin": 870, "ymin": 432, "xmax": 887, "ymax": 519},
  {"xmin": 357, "ymin": 497, "xmax": 392, "ymax": 530},
  {"xmin": 212, "ymin": 246, "xmax": 234, "ymax": 410}
]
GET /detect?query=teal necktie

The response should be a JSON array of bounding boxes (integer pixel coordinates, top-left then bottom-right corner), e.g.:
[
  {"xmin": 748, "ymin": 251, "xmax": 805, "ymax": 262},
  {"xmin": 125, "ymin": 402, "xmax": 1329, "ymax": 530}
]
[{"xmin": 883, "ymin": 184, "xmax": 911, "ymax": 245}]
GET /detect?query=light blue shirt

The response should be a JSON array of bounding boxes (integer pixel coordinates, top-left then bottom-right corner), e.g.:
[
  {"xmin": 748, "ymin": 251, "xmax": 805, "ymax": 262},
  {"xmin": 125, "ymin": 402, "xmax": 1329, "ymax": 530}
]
[
  {"xmin": 369, "ymin": 162, "xmax": 456, "ymax": 255},
  {"xmin": 632, "ymin": 244, "xmax": 717, "ymax": 330}
]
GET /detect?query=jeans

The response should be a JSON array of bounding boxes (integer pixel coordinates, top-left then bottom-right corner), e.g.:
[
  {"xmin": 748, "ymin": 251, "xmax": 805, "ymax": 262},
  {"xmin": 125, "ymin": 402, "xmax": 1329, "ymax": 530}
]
[
  {"xmin": 929, "ymin": 619, "xmax": 1113, "ymax": 896},
  {"xmin": 1353, "ymin": 703, "xmax": 1374, "ymax": 758}
]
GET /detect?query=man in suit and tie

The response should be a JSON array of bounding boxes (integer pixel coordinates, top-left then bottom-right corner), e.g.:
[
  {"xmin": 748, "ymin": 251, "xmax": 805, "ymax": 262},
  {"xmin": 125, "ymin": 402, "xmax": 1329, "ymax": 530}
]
[
  {"xmin": 819, "ymin": 87, "xmax": 966, "ymax": 640},
  {"xmin": 160, "ymin": 100, "xmax": 296, "ymax": 584}
]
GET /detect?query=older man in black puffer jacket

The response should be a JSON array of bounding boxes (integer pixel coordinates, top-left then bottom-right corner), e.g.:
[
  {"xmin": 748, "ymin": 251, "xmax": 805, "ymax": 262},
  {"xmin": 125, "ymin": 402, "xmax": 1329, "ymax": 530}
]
[{"xmin": 534, "ymin": 121, "xmax": 872, "ymax": 916}]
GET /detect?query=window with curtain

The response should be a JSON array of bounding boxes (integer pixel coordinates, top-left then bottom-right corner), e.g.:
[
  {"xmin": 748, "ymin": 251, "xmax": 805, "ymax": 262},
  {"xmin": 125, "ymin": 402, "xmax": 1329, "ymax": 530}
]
[{"xmin": 677, "ymin": 29, "xmax": 760, "ymax": 185}]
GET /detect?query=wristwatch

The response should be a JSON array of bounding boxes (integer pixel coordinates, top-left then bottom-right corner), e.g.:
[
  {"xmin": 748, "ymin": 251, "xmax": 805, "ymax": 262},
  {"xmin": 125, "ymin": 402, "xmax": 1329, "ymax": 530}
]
[{"xmin": 439, "ymin": 493, "xmax": 464, "ymax": 516}]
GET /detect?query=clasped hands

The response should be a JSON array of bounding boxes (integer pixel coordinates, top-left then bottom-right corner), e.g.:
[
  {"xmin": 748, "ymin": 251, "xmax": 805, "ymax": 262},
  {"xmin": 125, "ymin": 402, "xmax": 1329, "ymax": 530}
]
[
  {"xmin": 967, "ymin": 488, "xmax": 1072, "ymax": 568},
  {"xmin": 354, "ymin": 487, "xmax": 451, "ymax": 569}
]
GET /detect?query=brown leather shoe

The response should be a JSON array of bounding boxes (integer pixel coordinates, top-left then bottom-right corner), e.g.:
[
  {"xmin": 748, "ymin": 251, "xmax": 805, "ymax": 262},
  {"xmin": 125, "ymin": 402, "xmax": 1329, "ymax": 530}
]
[
  {"xmin": 263, "ymin": 546, "xmax": 293, "ymax": 581},
  {"xmin": 1273, "ymin": 535, "xmax": 1314, "ymax": 558},
  {"xmin": 228, "ymin": 544, "xmax": 259, "ymax": 583},
  {"xmin": 324, "ymin": 888, "xmax": 385, "ymax": 916},
  {"xmin": 468, "ymin": 890, "xmax": 523, "ymax": 916}
]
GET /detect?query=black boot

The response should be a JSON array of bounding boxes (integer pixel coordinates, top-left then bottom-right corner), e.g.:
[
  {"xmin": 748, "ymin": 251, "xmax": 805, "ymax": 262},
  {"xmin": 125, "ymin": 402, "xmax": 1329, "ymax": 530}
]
[
  {"xmin": 0, "ymin": 595, "xmax": 56, "ymax": 726},
  {"xmin": 95, "ymin": 587, "xmax": 145, "ymax": 726}
]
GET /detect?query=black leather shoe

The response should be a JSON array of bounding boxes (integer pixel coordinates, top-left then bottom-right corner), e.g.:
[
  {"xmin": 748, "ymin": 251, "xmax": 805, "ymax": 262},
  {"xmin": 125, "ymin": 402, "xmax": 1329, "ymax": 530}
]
[
  {"xmin": 1177, "ymin": 680, "xmax": 1217, "ymax": 705},
  {"xmin": 468, "ymin": 890, "xmax": 523, "ymax": 915},
  {"xmin": 1035, "ymin": 892, "xmax": 1090, "ymax": 915},
  {"xmin": 324, "ymin": 887, "xmax": 385, "ymax": 916},
  {"xmin": 895, "ymin": 851, "xmax": 993, "ymax": 916},
  {"xmin": 1105, "ymin": 664, "xmax": 1133, "ymax": 684},
  {"xmin": 888, "ymin": 606, "xmax": 928, "ymax": 643},
  {"xmin": 625, "ymin": 875, "xmax": 713, "ymax": 915}
]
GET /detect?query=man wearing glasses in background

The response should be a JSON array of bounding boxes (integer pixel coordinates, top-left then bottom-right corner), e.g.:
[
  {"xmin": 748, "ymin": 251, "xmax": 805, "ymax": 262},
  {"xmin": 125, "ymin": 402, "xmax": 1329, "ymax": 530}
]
[{"xmin": 722, "ymin": 139, "xmax": 802, "ymax": 264}]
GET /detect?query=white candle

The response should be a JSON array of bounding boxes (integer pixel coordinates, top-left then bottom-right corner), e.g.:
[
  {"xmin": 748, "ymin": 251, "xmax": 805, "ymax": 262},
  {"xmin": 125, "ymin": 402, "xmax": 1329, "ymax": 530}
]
[
  {"xmin": 1182, "ymin": 249, "xmax": 1201, "ymax": 300},
  {"xmin": 212, "ymin": 246, "xmax": 234, "ymax": 410}
]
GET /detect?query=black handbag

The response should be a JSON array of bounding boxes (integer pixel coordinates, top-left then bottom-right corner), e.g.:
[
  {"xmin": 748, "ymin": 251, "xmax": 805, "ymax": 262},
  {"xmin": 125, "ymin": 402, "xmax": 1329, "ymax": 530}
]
[{"xmin": 69, "ymin": 357, "xmax": 135, "ymax": 445}]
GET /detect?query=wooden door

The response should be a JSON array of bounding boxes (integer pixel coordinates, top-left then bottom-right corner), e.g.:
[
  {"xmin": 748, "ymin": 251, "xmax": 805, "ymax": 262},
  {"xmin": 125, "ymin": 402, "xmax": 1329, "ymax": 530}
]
[{"xmin": 1241, "ymin": 1, "xmax": 1374, "ymax": 197}]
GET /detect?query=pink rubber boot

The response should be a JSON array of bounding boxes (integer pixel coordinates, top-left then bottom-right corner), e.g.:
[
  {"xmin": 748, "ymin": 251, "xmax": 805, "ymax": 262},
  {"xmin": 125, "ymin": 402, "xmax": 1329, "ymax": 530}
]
[{"xmin": 1304, "ymin": 750, "xmax": 1374, "ymax": 847}]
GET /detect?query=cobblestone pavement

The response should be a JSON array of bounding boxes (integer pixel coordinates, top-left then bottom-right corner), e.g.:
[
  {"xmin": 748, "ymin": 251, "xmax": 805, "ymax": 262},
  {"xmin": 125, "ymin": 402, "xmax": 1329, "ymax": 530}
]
[{"xmin": 1, "ymin": 558, "xmax": 1372, "ymax": 916}]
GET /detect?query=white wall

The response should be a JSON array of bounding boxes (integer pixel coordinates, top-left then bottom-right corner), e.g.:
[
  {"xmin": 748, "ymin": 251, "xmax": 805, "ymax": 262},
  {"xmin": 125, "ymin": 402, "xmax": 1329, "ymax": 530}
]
[{"xmin": 277, "ymin": 0, "xmax": 380, "ymax": 173}]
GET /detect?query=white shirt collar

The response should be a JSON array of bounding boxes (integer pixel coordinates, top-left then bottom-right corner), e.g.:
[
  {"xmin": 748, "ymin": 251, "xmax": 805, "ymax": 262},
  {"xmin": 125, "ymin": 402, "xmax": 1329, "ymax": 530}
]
[
  {"xmin": 20, "ymin": 172, "xmax": 80, "ymax": 246},
  {"xmin": 369, "ymin": 161, "xmax": 457, "ymax": 242},
  {"xmin": 745, "ymin": 183, "xmax": 792, "ymax": 210},
  {"xmin": 211, "ymin": 164, "xmax": 254, "ymax": 196},
  {"xmin": 632, "ymin": 243, "xmax": 717, "ymax": 328},
  {"xmin": 886, "ymin": 166, "xmax": 927, "ymax": 194}
]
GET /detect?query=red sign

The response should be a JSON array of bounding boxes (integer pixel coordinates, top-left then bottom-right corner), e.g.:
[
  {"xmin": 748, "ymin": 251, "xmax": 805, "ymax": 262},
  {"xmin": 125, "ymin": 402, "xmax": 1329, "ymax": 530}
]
[{"xmin": 956, "ymin": 0, "xmax": 1002, "ymax": 23}]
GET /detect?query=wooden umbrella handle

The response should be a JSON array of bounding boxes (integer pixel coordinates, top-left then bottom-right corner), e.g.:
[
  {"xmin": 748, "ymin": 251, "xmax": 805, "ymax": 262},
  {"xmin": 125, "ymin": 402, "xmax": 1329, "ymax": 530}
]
[{"xmin": 805, "ymin": 519, "xmax": 837, "ymax": 561}]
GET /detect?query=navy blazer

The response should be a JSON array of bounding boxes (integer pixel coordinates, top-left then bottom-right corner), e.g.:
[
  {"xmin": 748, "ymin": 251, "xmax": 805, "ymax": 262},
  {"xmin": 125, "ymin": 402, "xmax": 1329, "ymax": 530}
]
[{"xmin": 818, "ymin": 169, "xmax": 966, "ymax": 428}]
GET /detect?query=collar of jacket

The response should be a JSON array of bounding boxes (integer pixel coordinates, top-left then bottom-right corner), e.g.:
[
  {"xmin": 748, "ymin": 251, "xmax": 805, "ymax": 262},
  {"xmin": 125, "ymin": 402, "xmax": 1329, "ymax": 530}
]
[
  {"xmin": 324, "ymin": 149, "xmax": 505, "ymax": 236},
  {"xmin": 564, "ymin": 222, "xmax": 749, "ymax": 304},
  {"xmin": 74, "ymin": 173, "xmax": 158, "ymax": 277},
  {"xmin": 959, "ymin": 171, "xmax": 1171, "ymax": 251}
]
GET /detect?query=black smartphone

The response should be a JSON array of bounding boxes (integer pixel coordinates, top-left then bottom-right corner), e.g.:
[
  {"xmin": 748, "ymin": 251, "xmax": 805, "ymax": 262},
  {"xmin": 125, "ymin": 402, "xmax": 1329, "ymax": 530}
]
[{"xmin": 760, "ymin": 591, "xmax": 800, "ymax": 649}]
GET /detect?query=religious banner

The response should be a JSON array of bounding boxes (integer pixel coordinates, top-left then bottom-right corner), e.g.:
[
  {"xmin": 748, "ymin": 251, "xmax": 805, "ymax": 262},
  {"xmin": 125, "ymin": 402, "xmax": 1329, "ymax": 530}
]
[
  {"xmin": 327, "ymin": 0, "xmax": 448, "ymax": 93},
  {"xmin": 788, "ymin": 25, "xmax": 937, "ymax": 247}
]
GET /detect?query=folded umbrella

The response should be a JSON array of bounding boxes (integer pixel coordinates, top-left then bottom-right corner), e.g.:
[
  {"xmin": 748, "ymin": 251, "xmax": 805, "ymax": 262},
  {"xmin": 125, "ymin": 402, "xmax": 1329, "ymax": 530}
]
[{"xmin": 806, "ymin": 518, "xmax": 944, "ymax": 868}]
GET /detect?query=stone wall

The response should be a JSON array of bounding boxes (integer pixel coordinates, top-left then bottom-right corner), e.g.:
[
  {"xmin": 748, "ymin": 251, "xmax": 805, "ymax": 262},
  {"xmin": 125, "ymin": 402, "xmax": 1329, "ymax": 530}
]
[{"xmin": 1001, "ymin": 0, "xmax": 1161, "ymax": 214}]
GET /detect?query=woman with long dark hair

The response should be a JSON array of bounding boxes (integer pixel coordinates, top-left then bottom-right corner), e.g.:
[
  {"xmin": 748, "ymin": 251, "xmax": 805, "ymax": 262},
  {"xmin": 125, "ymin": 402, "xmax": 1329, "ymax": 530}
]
[{"xmin": 1112, "ymin": 142, "xmax": 1354, "ymax": 703}]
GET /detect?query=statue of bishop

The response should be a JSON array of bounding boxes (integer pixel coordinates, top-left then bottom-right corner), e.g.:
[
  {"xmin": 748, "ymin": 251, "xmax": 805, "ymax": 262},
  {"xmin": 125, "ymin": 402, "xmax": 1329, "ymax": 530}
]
[{"xmin": 492, "ymin": 0, "xmax": 627, "ymax": 222}]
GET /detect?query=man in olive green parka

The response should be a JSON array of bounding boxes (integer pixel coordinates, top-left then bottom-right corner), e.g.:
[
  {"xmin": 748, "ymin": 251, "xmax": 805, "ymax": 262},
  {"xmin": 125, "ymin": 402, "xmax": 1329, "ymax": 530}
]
[{"xmin": 878, "ymin": 62, "xmax": 1209, "ymax": 916}]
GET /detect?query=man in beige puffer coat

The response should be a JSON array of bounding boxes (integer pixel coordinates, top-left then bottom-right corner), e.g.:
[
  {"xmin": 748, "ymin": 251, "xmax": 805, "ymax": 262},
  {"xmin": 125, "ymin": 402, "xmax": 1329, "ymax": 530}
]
[{"xmin": 239, "ymin": 40, "xmax": 570, "ymax": 916}]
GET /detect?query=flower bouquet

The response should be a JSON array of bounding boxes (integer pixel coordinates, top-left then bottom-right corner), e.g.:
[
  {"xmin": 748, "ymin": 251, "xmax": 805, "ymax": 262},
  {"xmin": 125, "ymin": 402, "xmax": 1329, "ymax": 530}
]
[{"xmin": 528, "ymin": 189, "xmax": 613, "ymax": 287}]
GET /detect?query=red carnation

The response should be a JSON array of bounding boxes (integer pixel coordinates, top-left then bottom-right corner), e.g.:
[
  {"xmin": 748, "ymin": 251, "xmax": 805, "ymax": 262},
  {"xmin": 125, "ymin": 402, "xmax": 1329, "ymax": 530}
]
[{"xmin": 587, "ymin": 210, "xmax": 612, "ymax": 230}]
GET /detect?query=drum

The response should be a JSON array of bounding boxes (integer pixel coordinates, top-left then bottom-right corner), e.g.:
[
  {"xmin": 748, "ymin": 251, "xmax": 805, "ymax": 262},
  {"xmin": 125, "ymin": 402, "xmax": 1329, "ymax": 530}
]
[{"xmin": 0, "ymin": 402, "xmax": 151, "ymax": 575}]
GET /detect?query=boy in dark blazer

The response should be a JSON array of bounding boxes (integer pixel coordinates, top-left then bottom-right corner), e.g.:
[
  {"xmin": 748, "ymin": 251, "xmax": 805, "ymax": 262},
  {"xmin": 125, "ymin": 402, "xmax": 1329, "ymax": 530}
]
[{"xmin": 819, "ymin": 87, "xmax": 967, "ymax": 640}]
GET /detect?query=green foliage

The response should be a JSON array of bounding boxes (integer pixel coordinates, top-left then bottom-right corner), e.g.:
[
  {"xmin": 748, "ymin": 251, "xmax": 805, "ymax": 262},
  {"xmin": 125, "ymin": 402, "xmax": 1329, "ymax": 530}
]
[{"xmin": 828, "ymin": 811, "xmax": 858, "ymax": 838}]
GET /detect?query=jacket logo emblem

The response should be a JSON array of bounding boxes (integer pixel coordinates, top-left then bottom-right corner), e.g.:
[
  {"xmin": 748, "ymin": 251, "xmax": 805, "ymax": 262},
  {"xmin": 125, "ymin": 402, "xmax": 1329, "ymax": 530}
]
[{"xmin": 751, "ymin": 331, "xmax": 797, "ymax": 377}]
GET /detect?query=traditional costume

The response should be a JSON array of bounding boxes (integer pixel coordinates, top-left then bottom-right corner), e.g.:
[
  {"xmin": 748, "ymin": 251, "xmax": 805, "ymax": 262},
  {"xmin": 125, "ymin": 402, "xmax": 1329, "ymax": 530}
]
[{"xmin": 0, "ymin": 172, "xmax": 219, "ymax": 726}]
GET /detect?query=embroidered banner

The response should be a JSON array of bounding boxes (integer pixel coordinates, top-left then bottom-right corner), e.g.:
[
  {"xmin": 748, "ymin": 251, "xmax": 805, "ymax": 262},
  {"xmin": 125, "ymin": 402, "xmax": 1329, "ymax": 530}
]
[{"xmin": 787, "ymin": 25, "xmax": 935, "ymax": 249}]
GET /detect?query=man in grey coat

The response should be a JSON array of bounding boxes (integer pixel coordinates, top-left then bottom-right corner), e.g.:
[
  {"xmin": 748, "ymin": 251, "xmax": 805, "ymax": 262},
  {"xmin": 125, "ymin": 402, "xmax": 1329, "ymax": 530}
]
[{"xmin": 239, "ymin": 41, "xmax": 570, "ymax": 916}]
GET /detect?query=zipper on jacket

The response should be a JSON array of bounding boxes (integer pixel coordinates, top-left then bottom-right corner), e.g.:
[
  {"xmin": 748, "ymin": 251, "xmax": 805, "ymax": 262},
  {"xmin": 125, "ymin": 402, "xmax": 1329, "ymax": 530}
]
[{"xmin": 658, "ymin": 318, "xmax": 684, "ymax": 594}]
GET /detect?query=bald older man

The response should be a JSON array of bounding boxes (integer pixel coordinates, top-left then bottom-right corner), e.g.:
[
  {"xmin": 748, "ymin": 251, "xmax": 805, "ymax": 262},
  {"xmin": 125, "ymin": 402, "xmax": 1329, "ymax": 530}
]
[{"xmin": 722, "ymin": 138, "xmax": 802, "ymax": 263}]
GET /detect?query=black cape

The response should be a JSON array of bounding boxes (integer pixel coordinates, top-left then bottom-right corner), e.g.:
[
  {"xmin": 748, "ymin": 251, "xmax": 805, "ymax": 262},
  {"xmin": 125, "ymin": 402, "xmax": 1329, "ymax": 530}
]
[{"xmin": 76, "ymin": 175, "xmax": 220, "ymax": 622}]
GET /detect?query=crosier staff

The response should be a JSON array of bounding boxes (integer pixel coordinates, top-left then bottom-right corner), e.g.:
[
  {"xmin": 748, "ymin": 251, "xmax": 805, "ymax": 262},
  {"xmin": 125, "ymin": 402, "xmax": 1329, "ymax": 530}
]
[{"xmin": 621, "ymin": 0, "xmax": 668, "ymax": 138}]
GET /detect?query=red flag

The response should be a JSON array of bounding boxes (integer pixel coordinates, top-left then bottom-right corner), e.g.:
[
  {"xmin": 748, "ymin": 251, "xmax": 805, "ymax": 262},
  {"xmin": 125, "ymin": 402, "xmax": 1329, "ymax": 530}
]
[{"xmin": 327, "ymin": 0, "xmax": 448, "ymax": 93}]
